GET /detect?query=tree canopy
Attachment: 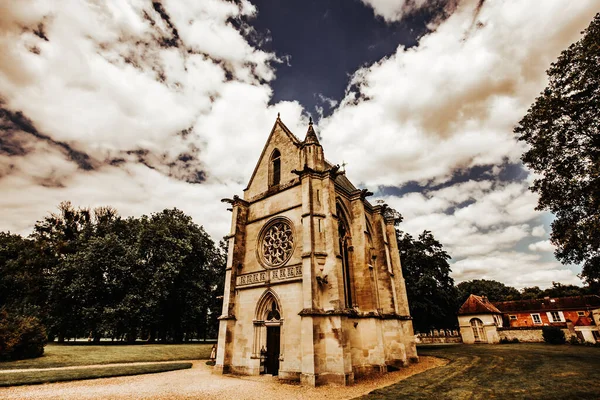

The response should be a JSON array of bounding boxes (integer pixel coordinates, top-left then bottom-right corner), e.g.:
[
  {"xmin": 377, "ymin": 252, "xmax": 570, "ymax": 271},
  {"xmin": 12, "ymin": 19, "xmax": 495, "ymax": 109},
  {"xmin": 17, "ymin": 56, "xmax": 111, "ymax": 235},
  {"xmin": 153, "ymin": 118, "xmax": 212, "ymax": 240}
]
[
  {"xmin": 457, "ymin": 279, "xmax": 522, "ymax": 304},
  {"xmin": 0, "ymin": 202, "xmax": 225, "ymax": 343},
  {"xmin": 515, "ymin": 13, "xmax": 600, "ymax": 290},
  {"xmin": 398, "ymin": 230, "xmax": 459, "ymax": 331}
]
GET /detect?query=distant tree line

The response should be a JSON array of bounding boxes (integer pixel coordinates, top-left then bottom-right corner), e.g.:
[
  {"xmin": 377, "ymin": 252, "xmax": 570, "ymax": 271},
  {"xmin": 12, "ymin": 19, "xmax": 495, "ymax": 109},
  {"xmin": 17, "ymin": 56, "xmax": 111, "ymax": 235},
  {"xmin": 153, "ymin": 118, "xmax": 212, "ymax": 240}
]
[
  {"xmin": 397, "ymin": 229, "xmax": 593, "ymax": 333},
  {"xmin": 0, "ymin": 202, "xmax": 225, "ymax": 344}
]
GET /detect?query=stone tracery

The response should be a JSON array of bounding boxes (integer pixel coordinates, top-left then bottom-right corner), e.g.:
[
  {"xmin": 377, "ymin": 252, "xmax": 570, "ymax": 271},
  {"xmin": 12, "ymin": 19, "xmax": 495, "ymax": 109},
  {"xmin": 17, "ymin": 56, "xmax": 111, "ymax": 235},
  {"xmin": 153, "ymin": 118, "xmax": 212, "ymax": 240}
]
[{"xmin": 261, "ymin": 220, "xmax": 294, "ymax": 267}]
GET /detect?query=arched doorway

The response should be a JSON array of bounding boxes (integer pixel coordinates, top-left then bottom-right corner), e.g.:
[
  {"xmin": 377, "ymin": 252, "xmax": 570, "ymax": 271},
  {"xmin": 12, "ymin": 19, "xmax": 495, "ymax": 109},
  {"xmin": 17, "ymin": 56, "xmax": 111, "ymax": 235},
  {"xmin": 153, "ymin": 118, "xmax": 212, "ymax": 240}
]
[
  {"xmin": 470, "ymin": 318, "xmax": 486, "ymax": 343},
  {"xmin": 253, "ymin": 290, "xmax": 283, "ymax": 375}
]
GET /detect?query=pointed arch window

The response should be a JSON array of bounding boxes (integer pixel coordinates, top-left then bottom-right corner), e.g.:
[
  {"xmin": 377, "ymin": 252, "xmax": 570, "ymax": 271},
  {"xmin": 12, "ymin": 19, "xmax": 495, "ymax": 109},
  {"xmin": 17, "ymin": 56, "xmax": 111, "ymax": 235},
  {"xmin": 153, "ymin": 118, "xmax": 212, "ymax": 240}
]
[
  {"xmin": 337, "ymin": 203, "xmax": 354, "ymax": 308},
  {"xmin": 270, "ymin": 149, "xmax": 281, "ymax": 186}
]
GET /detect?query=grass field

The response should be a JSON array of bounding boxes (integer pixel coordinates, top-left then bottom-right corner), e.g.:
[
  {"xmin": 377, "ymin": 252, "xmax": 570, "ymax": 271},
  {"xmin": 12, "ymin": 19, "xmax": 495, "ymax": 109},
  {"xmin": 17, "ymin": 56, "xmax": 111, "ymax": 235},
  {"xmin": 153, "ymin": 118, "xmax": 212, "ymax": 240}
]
[
  {"xmin": 361, "ymin": 343, "xmax": 600, "ymax": 400},
  {"xmin": 0, "ymin": 343, "xmax": 212, "ymax": 370},
  {"xmin": 0, "ymin": 362, "xmax": 193, "ymax": 387}
]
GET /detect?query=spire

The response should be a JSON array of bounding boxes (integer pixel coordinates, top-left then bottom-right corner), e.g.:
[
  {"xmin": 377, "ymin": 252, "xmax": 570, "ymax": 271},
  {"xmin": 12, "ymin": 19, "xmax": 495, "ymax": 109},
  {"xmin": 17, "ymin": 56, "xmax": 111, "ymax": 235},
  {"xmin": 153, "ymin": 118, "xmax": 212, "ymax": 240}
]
[{"xmin": 304, "ymin": 116, "xmax": 320, "ymax": 145}]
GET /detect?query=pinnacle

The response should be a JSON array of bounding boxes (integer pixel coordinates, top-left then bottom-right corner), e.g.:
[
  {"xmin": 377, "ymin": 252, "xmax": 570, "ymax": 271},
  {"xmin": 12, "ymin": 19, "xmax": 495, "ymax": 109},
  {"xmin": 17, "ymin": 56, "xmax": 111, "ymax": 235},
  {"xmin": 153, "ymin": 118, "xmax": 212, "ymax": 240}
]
[{"xmin": 304, "ymin": 117, "xmax": 320, "ymax": 145}]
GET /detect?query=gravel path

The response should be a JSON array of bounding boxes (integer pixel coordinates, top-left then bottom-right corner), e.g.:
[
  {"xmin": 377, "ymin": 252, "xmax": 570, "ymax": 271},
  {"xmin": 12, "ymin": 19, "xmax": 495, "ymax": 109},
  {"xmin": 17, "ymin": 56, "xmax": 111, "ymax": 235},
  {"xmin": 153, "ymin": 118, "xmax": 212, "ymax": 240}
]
[
  {"xmin": 0, "ymin": 360, "xmax": 192, "ymax": 374},
  {"xmin": 0, "ymin": 356, "xmax": 445, "ymax": 400}
]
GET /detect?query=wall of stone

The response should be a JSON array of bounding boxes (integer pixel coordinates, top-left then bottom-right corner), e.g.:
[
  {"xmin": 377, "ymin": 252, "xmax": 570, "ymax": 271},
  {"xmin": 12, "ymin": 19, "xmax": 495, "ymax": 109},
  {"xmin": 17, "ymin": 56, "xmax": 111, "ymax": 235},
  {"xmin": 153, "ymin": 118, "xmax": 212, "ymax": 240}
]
[
  {"xmin": 415, "ymin": 329, "xmax": 462, "ymax": 344},
  {"xmin": 498, "ymin": 327, "xmax": 573, "ymax": 342}
]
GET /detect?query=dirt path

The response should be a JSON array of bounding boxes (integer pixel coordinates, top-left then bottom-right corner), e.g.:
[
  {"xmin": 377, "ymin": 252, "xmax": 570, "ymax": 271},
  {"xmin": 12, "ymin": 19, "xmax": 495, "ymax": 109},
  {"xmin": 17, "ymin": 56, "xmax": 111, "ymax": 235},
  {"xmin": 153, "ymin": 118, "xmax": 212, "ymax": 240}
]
[
  {"xmin": 0, "ymin": 360, "xmax": 193, "ymax": 374},
  {"xmin": 0, "ymin": 356, "xmax": 445, "ymax": 400}
]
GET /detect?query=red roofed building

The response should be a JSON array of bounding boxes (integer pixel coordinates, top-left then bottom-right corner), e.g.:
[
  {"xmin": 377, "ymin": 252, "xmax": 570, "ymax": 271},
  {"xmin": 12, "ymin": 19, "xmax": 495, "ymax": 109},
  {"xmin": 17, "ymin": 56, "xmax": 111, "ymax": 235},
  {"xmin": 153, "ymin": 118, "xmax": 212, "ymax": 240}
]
[{"xmin": 458, "ymin": 294, "xmax": 600, "ymax": 344}]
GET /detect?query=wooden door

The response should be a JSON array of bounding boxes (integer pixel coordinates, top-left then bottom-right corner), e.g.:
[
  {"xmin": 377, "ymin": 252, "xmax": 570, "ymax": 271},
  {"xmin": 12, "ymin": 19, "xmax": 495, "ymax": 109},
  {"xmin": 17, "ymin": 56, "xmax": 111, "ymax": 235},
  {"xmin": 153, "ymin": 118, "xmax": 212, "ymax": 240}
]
[{"xmin": 266, "ymin": 326, "xmax": 280, "ymax": 375}]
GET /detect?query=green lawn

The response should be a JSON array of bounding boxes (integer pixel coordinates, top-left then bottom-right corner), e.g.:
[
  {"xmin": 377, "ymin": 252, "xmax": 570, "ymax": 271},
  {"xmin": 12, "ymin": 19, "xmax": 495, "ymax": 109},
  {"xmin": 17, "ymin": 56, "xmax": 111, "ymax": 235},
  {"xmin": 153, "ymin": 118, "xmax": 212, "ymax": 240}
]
[
  {"xmin": 0, "ymin": 362, "xmax": 193, "ymax": 387},
  {"xmin": 0, "ymin": 343, "xmax": 212, "ymax": 370},
  {"xmin": 360, "ymin": 344, "xmax": 600, "ymax": 400}
]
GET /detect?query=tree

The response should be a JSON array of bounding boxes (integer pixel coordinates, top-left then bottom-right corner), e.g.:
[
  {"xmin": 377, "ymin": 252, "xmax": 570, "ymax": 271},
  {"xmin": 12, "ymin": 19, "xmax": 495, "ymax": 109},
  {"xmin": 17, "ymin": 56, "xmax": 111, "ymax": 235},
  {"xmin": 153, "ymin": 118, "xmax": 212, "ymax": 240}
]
[
  {"xmin": 457, "ymin": 279, "xmax": 521, "ymax": 304},
  {"xmin": 540, "ymin": 282, "xmax": 589, "ymax": 298},
  {"xmin": 32, "ymin": 202, "xmax": 94, "ymax": 341},
  {"xmin": 515, "ymin": 13, "xmax": 600, "ymax": 290},
  {"xmin": 398, "ymin": 230, "xmax": 459, "ymax": 332},
  {"xmin": 0, "ymin": 233, "xmax": 47, "ymax": 317},
  {"xmin": 520, "ymin": 286, "xmax": 543, "ymax": 300}
]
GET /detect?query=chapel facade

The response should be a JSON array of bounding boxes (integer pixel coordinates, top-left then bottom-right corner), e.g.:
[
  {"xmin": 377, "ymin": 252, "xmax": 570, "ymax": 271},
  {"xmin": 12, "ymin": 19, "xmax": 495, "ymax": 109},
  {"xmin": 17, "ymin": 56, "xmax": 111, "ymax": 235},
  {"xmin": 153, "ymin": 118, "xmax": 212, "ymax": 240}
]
[{"xmin": 215, "ymin": 116, "xmax": 418, "ymax": 386}]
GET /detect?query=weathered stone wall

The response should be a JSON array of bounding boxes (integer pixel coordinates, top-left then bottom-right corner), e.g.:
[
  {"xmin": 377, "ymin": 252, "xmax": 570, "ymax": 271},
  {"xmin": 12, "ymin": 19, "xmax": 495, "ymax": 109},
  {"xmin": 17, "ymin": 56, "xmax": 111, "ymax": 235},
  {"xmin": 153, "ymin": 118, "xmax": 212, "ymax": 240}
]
[
  {"xmin": 415, "ymin": 329, "xmax": 462, "ymax": 344},
  {"xmin": 498, "ymin": 327, "xmax": 573, "ymax": 343},
  {"xmin": 498, "ymin": 327, "xmax": 544, "ymax": 342}
]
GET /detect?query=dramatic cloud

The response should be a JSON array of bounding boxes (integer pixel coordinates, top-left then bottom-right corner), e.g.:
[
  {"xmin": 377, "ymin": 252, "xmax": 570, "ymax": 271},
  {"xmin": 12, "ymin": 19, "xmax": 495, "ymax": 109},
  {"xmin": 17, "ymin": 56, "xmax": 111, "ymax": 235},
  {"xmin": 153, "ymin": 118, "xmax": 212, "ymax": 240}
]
[
  {"xmin": 378, "ymin": 180, "xmax": 580, "ymax": 288},
  {"xmin": 0, "ymin": 0, "xmax": 596, "ymax": 289},
  {"xmin": 0, "ymin": 0, "xmax": 306, "ymax": 239},
  {"xmin": 360, "ymin": 0, "xmax": 455, "ymax": 23},
  {"xmin": 321, "ymin": 0, "xmax": 597, "ymax": 287},
  {"xmin": 321, "ymin": 0, "xmax": 597, "ymax": 187}
]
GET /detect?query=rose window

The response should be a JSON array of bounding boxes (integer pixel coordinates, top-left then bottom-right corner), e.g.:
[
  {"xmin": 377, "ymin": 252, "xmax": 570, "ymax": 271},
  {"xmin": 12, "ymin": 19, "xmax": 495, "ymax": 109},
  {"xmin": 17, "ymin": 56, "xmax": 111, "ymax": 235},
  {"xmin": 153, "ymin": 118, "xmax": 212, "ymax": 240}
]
[{"xmin": 261, "ymin": 220, "xmax": 294, "ymax": 267}]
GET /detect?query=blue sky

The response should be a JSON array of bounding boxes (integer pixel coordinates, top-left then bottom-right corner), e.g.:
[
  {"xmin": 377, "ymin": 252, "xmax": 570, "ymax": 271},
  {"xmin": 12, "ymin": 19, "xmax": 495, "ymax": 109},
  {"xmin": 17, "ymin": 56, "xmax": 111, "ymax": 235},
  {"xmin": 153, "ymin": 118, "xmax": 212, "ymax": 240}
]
[{"xmin": 0, "ymin": 0, "xmax": 597, "ymax": 288}]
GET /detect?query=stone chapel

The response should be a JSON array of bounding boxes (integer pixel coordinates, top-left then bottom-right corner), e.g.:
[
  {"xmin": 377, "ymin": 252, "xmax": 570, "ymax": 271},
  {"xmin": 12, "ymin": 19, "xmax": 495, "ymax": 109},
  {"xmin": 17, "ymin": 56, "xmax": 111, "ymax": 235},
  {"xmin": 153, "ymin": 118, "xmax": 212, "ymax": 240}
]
[{"xmin": 215, "ymin": 116, "xmax": 418, "ymax": 386}]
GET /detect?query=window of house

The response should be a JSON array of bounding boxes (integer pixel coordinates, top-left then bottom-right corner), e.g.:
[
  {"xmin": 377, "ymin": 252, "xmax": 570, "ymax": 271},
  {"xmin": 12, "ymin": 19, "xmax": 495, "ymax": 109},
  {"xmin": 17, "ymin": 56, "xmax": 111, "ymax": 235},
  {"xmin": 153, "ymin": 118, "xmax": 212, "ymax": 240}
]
[
  {"xmin": 509, "ymin": 315, "xmax": 517, "ymax": 320},
  {"xmin": 577, "ymin": 311, "xmax": 586, "ymax": 317},
  {"xmin": 531, "ymin": 313, "xmax": 542, "ymax": 325},
  {"xmin": 548, "ymin": 311, "xmax": 564, "ymax": 322}
]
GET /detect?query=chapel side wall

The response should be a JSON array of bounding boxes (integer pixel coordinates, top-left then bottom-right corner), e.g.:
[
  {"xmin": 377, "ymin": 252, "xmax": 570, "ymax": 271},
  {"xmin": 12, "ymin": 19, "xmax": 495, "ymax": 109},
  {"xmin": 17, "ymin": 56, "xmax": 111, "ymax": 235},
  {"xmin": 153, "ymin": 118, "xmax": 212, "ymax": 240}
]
[
  {"xmin": 381, "ymin": 319, "xmax": 409, "ymax": 366},
  {"xmin": 371, "ymin": 212, "xmax": 395, "ymax": 314},
  {"xmin": 347, "ymin": 318, "xmax": 386, "ymax": 377}
]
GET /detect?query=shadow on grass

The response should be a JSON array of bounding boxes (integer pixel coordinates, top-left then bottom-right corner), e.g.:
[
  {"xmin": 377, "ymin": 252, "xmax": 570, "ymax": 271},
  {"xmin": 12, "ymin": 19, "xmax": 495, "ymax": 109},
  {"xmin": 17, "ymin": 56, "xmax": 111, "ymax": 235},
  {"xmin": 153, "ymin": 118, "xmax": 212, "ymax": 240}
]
[
  {"xmin": 0, "ymin": 362, "xmax": 193, "ymax": 387},
  {"xmin": 358, "ymin": 343, "xmax": 600, "ymax": 400}
]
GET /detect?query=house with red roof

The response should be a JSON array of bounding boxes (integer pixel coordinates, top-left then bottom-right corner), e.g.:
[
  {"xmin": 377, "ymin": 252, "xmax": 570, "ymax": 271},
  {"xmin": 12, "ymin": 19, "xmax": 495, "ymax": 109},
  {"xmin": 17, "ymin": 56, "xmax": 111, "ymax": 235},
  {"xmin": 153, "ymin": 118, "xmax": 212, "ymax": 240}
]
[{"xmin": 457, "ymin": 294, "xmax": 600, "ymax": 344}]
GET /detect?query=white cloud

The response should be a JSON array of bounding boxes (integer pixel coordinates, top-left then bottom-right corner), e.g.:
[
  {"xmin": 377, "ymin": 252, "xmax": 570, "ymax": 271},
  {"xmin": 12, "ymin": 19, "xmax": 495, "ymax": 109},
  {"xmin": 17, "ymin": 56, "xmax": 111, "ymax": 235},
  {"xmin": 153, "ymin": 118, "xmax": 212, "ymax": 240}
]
[
  {"xmin": 531, "ymin": 225, "xmax": 546, "ymax": 237},
  {"xmin": 318, "ymin": 0, "xmax": 597, "ymax": 288},
  {"xmin": 321, "ymin": 0, "xmax": 598, "ymax": 188},
  {"xmin": 378, "ymin": 178, "xmax": 579, "ymax": 288},
  {"xmin": 0, "ymin": 0, "xmax": 594, "ymax": 291},
  {"xmin": 528, "ymin": 240, "xmax": 555, "ymax": 253},
  {"xmin": 360, "ymin": 0, "xmax": 436, "ymax": 23},
  {"xmin": 0, "ymin": 0, "xmax": 302, "ymax": 241},
  {"xmin": 452, "ymin": 252, "xmax": 581, "ymax": 289}
]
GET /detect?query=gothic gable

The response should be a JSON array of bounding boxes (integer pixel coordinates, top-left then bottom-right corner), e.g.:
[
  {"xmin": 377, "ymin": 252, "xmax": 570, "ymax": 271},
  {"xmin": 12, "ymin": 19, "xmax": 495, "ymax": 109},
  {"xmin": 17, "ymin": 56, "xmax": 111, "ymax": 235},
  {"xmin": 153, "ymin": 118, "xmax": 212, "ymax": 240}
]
[{"xmin": 244, "ymin": 117, "xmax": 302, "ymax": 200}]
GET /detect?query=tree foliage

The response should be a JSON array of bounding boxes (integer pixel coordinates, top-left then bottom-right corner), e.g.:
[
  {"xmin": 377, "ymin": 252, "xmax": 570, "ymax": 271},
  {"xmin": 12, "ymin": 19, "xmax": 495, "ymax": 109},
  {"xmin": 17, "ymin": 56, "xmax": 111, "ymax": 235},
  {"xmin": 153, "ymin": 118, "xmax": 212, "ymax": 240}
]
[
  {"xmin": 458, "ymin": 280, "xmax": 590, "ymax": 303},
  {"xmin": 398, "ymin": 230, "xmax": 459, "ymax": 331},
  {"xmin": 457, "ymin": 279, "xmax": 521, "ymax": 304},
  {"xmin": 0, "ymin": 202, "xmax": 225, "ymax": 344},
  {"xmin": 0, "ymin": 309, "xmax": 47, "ymax": 360},
  {"xmin": 515, "ymin": 13, "xmax": 600, "ymax": 289}
]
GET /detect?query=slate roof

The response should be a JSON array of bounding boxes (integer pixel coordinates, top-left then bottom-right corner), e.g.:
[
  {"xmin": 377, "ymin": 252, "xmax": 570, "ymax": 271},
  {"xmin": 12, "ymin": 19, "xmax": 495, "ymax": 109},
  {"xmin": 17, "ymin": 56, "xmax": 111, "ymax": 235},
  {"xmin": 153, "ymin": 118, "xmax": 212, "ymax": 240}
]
[
  {"xmin": 335, "ymin": 173, "xmax": 358, "ymax": 193},
  {"xmin": 493, "ymin": 295, "xmax": 600, "ymax": 313},
  {"xmin": 458, "ymin": 294, "xmax": 502, "ymax": 315}
]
